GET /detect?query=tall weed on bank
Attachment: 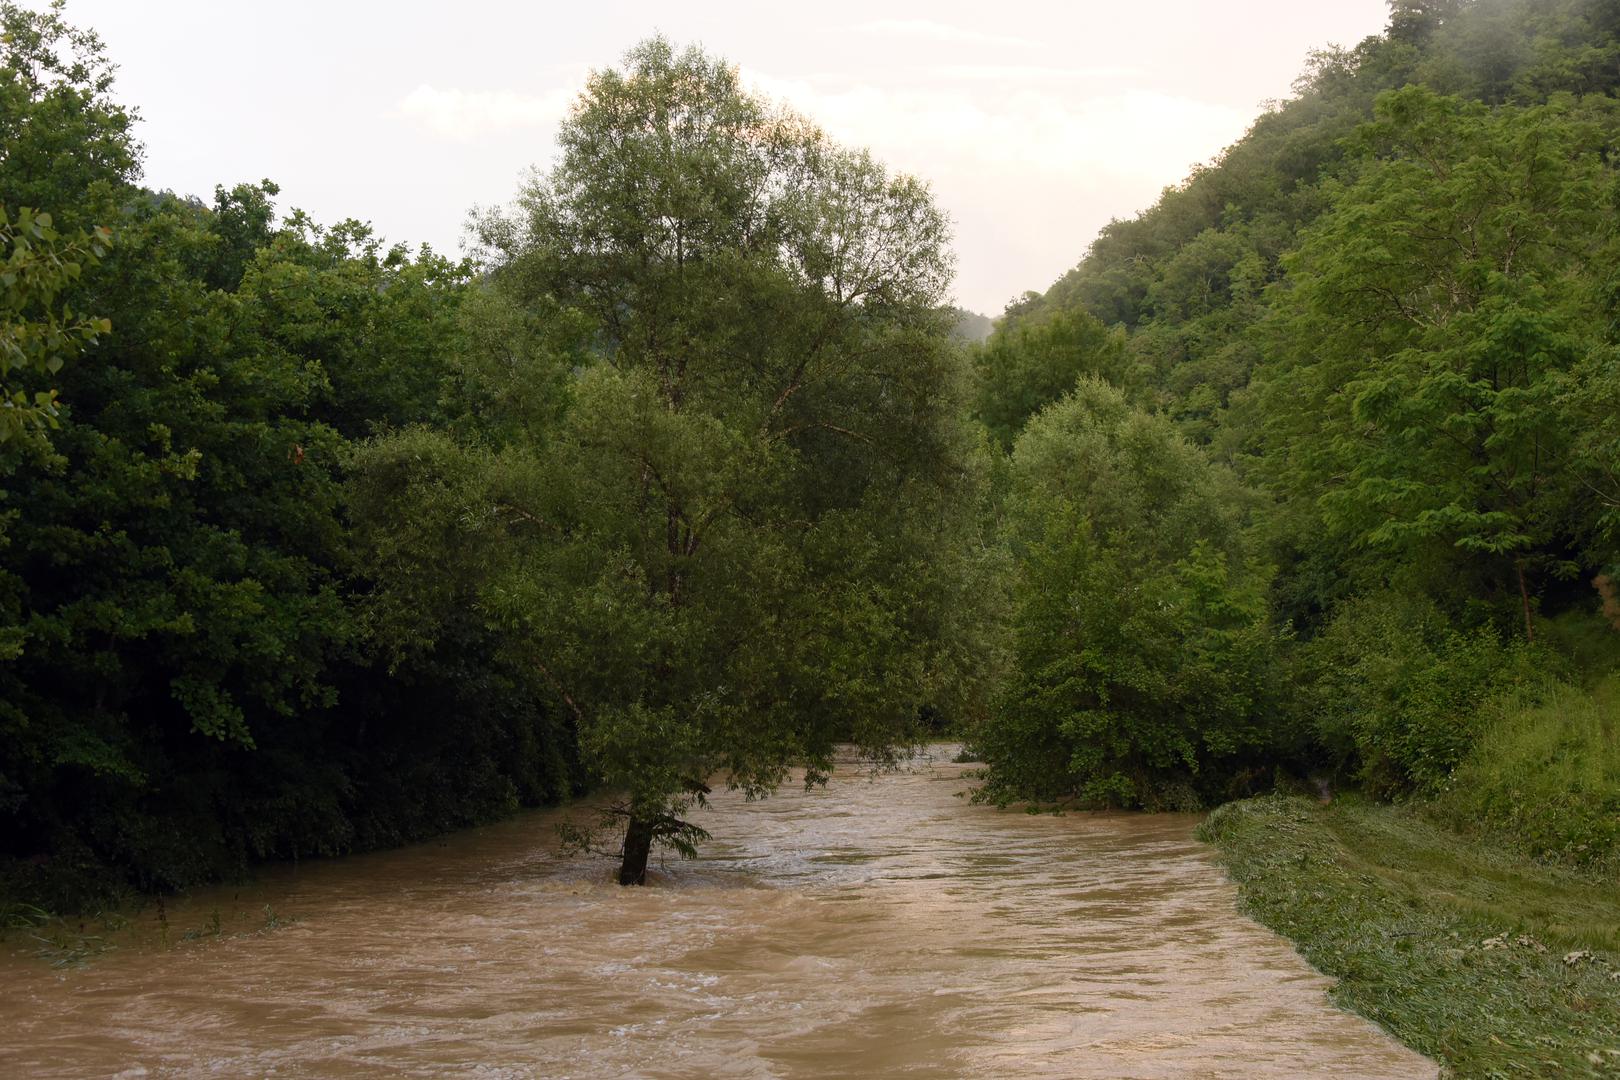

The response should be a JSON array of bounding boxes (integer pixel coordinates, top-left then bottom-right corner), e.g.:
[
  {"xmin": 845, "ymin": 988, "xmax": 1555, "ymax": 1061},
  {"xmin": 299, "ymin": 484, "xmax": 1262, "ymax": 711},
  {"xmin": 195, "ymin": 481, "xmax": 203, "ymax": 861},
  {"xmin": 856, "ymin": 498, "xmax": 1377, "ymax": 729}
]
[{"xmin": 1435, "ymin": 675, "xmax": 1620, "ymax": 868}]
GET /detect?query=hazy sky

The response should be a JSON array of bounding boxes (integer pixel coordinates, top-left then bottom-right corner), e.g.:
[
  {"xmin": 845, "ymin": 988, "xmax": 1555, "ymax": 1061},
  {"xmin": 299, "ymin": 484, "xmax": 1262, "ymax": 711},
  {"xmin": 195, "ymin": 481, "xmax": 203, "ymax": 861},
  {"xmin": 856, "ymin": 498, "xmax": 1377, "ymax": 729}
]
[{"xmin": 47, "ymin": 0, "xmax": 1391, "ymax": 315}]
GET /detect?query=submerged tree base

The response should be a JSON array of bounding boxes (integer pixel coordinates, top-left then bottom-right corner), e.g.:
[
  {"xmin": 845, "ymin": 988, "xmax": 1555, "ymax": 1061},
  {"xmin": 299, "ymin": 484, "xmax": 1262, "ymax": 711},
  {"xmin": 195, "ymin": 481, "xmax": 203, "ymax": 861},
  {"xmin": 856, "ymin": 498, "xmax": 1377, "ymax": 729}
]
[
  {"xmin": 560, "ymin": 800, "xmax": 714, "ymax": 886},
  {"xmin": 1200, "ymin": 796, "xmax": 1620, "ymax": 1077},
  {"xmin": 618, "ymin": 816, "xmax": 655, "ymax": 886}
]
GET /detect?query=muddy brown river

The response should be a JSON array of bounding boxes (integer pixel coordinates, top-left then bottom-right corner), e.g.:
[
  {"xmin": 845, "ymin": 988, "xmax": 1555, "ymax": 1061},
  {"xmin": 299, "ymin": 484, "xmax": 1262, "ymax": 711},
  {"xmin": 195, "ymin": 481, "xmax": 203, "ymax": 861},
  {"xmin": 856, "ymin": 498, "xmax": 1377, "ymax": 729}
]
[{"xmin": 1, "ymin": 749, "xmax": 1434, "ymax": 1079}]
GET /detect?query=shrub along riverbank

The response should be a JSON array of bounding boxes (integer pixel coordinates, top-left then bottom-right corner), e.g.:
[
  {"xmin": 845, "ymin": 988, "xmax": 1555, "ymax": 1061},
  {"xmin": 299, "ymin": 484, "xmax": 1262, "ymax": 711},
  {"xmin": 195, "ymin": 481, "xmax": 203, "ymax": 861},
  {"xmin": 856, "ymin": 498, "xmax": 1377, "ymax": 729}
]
[{"xmin": 1431, "ymin": 676, "xmax": 1620, "ymax": 868}]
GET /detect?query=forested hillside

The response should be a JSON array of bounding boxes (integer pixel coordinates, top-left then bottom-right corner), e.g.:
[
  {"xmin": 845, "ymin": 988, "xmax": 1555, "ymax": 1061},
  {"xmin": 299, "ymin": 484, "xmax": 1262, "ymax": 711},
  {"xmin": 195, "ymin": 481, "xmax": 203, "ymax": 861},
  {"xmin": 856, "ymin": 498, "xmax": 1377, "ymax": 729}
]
[
  {"xmin": 969, "ymin": 5, "xmax": 1620, "ymax": 1068},
  {"xmin": 972, "ymin": 0, "xmax": 1620, "ymax": 856}
]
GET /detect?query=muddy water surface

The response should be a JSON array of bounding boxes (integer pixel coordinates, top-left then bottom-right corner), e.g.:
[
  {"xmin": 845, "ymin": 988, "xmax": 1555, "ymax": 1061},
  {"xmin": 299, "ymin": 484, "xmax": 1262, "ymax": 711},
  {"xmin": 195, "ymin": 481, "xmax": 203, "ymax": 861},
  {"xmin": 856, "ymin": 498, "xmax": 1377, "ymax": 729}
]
[{"xmin": 1, "ymin": 749, "xmax": 1434, "ymax": 1079}]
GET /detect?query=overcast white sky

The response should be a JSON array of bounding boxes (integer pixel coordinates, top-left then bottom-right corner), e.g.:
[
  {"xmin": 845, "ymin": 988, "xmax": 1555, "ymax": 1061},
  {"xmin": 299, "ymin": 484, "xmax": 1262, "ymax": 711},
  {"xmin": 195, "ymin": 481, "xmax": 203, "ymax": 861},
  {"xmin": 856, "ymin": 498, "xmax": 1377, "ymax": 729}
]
[{"xmin": 47, "ymin": 0, "xmax": 1391, "ymax": 315}]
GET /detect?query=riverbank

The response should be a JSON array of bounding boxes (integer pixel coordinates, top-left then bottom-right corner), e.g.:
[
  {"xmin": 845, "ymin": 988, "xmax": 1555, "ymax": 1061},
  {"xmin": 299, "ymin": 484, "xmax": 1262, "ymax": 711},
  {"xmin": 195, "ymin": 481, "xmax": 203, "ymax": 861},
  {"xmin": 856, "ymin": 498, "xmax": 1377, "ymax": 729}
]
[{"xmin": 1199, "ymin": 796, "xmax": 1620, "ymax": 1077}]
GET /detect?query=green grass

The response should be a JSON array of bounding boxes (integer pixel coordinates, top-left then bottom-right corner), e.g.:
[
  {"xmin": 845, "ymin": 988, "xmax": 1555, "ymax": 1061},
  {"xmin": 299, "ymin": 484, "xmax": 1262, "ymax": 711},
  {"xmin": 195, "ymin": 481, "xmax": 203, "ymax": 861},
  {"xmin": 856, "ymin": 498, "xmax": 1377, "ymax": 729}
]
[
  {"xmin": 1431, "ymin": 675, "xmax": 1620, "ymax": 868},
  {"xmin": 1200, "ymin": 796, "xmax": 1620, "ymax": 1078}
]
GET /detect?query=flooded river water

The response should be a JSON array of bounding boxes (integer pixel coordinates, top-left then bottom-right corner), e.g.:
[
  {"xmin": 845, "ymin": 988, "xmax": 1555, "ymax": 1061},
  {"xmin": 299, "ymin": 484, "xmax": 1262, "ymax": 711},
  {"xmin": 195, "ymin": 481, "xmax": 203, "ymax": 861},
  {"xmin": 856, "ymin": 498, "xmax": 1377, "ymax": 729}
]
[{"xmin": 1, "ymin": 748, "xmax": 1433, "ymax": 1078}]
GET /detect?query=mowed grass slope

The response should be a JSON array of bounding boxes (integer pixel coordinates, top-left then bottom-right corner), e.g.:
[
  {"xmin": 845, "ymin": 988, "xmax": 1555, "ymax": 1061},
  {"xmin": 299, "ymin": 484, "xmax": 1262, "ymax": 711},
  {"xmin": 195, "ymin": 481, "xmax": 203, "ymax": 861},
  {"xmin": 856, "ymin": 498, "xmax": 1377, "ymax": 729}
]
[{"xmin": 1201, "ymin": 795, "xmax": 1620, "ymax": 1078}]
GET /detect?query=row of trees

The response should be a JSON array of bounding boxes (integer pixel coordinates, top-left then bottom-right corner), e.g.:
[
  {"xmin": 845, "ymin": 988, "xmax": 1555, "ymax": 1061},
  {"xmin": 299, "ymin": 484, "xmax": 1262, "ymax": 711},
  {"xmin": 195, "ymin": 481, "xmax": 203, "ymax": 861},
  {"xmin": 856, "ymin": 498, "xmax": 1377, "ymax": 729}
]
[
  {"xmin": 0, "ymin": 5, "xmax": 997, "ymax": 898},
  {"xmin": 1, "ymin": 1, "xmax": 587, "ymax": 901},
  {"xmin": 971, "ymin": 0, "xmax": 1620, "ymax": 812}
]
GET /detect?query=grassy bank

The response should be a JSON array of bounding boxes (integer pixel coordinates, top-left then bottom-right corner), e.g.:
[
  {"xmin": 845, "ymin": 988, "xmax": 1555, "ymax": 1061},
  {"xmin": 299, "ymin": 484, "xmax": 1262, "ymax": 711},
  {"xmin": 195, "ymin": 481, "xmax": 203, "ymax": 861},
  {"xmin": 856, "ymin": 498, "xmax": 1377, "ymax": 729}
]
[
  {"xmin": 1431, "ymin": 675, "xmax": 1620, "ymax": 870},
  {"xmin": 1199, "ymin": 796, "xmax": 1620, "ymax": 1078}
]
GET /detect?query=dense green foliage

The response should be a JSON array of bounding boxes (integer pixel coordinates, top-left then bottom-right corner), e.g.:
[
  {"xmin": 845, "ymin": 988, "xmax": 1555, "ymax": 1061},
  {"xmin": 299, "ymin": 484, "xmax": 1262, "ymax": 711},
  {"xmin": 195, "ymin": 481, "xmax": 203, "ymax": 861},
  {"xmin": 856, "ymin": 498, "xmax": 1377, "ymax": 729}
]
[
  {"xmin": 975, "ymin": 378, "xmax": 1276, "ymax": 808},
  {"xmin": 1299, "ymin": 591, "xmax": 1545, "ymax": 797},
  {"xmin": 353, "ymin": 40, "xmax": 998, "ymax": 883},
  {"xmin": 0, "ymin": 7, "xmax": 993, "ymax": 901},
  {"xmin": 4, "ymin": 0, "xmax": 1619, "ymax": 919},
  {"xmin": 971, "ymin": 0, "xmax": 1620, "ymax": 825},
  {"xmin": 0, "ymin": 206, "xmax": 112, "ymax": 442},
  {"xmin": 1435, "ymin": 673, "xmax": 1620, "ymax": 866},
  {"xmin": 971, "ymin": 309, "xmax": 1128, "ymax": 447},
  {"xmin": 0, "ymin": 3, "xmax": 590, "ymax": 906}
]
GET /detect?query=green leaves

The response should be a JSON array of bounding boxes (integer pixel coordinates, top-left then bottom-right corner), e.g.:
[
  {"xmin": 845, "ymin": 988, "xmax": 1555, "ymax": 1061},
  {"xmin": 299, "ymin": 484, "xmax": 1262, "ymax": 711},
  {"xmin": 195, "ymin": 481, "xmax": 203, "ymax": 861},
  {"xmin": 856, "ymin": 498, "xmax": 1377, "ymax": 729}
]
[
  {"xmin": 0, "ymin": 204, "xmax": 113, "ymax": 443},
  {"xmin": 976, "ymin": 378, "xmax": 1280, "ymax": 809},
  {"xmin": 364, "ymin": 37, "xmax": 992, "ymax": 878},
  {"xmin": 1254, "ymin": 87, "xmax": 1618, "ymax": 627},
  {"xmin": 971, "ymin": 307, "xmax": 1131, "ymax": 447},
  {"xmin": 1302, "ymin": 591, "xmax": 1546, "ymax": 796}
]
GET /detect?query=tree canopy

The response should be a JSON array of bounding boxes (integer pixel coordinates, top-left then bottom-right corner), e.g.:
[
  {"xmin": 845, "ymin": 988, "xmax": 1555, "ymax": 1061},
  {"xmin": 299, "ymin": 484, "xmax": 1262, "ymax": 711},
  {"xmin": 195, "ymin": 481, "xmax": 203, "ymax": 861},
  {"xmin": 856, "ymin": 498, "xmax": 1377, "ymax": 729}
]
[{"xmin": 356, "ymin": 39, "xmax": 996, "ymax": 884}]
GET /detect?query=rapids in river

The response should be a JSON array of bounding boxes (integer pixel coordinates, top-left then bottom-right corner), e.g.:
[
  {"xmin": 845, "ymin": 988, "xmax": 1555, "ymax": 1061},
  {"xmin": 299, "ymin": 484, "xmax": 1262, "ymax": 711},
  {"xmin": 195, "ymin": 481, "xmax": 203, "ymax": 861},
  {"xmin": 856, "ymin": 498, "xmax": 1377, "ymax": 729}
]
[{"xmin": 1, "ymin": 748, "xmax": 1434, "ymax": 1078}]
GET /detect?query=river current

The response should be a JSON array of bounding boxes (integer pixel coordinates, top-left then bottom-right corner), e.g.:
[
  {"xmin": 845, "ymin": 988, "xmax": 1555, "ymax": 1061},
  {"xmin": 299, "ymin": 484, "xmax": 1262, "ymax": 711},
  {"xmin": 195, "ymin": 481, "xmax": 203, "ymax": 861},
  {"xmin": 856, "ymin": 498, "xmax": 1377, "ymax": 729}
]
[{"xmin": 1, "ymin": 748, "xmax": 1434, "ymax": 1078}]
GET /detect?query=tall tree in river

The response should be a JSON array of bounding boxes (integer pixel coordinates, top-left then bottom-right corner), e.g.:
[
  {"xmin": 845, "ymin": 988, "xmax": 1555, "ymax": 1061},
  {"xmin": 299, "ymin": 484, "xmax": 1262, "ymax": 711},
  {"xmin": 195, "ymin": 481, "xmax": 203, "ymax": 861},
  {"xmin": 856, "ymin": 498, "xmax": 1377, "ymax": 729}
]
[{"xmin": 353, "ymin": 38, "xmax": 998, "ymax": 885}]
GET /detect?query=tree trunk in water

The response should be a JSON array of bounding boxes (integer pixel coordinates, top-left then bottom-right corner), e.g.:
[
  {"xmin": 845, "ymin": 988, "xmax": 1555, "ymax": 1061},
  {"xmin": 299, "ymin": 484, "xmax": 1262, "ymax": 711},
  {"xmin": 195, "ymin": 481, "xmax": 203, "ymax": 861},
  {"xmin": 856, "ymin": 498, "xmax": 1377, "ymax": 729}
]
[
  {"xmin": 1516, "ymin": 560, "xmax": 1535, "ymax": 643},
  {"xmin": 619, "ymin": 814, "xmax": 655, "ymax": 886}
]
